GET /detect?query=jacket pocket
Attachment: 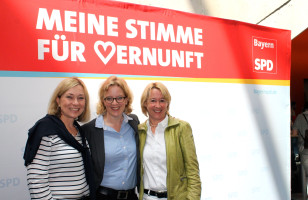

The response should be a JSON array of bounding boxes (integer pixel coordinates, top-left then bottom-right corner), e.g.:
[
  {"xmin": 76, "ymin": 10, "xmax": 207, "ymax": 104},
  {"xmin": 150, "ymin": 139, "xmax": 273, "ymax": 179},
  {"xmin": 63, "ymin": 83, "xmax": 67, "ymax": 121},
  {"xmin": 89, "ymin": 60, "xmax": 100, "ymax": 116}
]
[
  {"xmin": 180, "ymin": 176, "xmax": 187, "ymax": 182},
  {"xmin": 179, "ymin": 176, "xmax": 188, "ymax": 191}
]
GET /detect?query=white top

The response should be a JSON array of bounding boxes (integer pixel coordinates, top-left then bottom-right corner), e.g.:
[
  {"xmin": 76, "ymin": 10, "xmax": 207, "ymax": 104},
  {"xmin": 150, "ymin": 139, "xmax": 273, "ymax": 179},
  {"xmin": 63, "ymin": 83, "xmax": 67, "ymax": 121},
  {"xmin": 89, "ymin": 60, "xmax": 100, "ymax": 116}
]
[
  {"xmin": 26, "ymin": 133, "xmax": 90, "ymax": 199},
  {"xmin": 143, "ymin": 115, "xmax": 168, "ymax": 191}
]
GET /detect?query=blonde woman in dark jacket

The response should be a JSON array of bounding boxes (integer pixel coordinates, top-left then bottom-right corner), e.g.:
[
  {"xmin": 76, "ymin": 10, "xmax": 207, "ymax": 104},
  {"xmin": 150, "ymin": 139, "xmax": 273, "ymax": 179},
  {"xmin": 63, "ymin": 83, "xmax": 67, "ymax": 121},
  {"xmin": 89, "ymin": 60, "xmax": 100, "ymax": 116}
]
[{"xmin": 82, "ymin": 76, "xmax": 140, "ymax": 200}]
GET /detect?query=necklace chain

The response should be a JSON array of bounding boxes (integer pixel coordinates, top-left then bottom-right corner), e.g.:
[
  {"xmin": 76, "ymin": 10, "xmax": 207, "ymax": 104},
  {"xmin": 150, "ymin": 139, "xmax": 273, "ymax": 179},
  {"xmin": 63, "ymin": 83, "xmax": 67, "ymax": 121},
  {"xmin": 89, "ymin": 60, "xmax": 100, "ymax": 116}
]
[{"xmin": 149, "ymin": 121, "xmax": 158, "ymax": 127}]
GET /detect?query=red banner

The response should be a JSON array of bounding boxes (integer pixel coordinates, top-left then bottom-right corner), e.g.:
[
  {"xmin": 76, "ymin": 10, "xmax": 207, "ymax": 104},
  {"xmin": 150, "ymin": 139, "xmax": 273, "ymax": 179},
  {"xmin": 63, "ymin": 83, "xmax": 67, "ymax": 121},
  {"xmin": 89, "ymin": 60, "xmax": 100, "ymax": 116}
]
[{"xmin": 0, "ymin": 0, "xmax": 291, "ymax": 80}]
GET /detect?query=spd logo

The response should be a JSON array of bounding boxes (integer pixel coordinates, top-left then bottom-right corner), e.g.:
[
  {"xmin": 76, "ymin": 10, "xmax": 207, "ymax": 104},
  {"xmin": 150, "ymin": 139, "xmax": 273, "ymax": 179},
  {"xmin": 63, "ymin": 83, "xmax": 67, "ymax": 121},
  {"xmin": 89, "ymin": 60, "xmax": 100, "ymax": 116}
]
[{"xmin": 252, "ymin": 37, "xmax": 277, "ymax": 74}]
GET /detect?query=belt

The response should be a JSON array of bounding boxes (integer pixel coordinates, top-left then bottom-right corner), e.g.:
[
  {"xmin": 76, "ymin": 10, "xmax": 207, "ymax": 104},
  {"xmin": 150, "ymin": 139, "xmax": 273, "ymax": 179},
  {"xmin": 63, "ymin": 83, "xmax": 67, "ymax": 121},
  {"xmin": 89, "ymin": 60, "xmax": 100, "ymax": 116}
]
[
  {"xmin": 77, "ymin": 195, "xmax": 91, "ymax": 200},
  {"xmin": 97, "ymin": 186, "xmax": 134, "ymax": 199},
  {"xmin": 144, "ymin": 189, "xmax": 167, "ymax": 198}
]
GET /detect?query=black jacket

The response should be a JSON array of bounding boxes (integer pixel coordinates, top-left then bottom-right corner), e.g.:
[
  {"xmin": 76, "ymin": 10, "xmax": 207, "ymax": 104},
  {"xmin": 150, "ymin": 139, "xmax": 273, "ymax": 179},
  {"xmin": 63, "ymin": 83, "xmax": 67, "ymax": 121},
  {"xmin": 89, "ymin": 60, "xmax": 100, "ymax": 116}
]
[{"xmin": 81, "ymin": 114, "xmax": 140, "ymax": 192}]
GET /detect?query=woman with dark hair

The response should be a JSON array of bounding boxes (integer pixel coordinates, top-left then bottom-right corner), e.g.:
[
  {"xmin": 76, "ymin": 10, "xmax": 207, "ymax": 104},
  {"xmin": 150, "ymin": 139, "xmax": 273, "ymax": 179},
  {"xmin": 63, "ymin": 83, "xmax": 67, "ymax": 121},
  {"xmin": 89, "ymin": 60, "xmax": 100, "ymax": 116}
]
[{"xmin": 24, "ymin": 77, "xmax": 94, "ymax": 200}]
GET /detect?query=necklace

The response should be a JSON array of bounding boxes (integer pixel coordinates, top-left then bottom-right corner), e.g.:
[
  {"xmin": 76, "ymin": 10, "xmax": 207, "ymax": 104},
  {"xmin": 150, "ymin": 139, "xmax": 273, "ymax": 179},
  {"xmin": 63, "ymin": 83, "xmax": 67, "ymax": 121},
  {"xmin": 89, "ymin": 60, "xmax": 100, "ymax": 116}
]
[{"xmin": 149, "ymin": 121, "xmax": 158, "ymax": 127}]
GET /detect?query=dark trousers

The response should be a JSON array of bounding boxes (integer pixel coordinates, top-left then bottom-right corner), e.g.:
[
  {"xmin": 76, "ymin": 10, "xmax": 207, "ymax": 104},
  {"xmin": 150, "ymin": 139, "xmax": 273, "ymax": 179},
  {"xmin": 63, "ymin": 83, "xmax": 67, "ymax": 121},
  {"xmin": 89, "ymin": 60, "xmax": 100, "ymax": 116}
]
[
  {"xmin": 96, "ymin": 186, "xmax": 138, "ymax": 200},
  {"xmin": 77, "ymin": 196, "xmax": 91, "ymax": 200}
]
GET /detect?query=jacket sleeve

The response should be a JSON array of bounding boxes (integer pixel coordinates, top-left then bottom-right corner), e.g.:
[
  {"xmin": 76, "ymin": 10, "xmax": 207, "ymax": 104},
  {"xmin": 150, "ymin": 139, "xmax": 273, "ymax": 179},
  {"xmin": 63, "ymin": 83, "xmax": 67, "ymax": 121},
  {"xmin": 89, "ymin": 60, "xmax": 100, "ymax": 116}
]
[
  {"xmin": 81, "ymin": 119, "xmax": 105, "ymax": 191},
  {"xmin": 179, "ymin": 121, "xmax": 201, "ymax": 200}
]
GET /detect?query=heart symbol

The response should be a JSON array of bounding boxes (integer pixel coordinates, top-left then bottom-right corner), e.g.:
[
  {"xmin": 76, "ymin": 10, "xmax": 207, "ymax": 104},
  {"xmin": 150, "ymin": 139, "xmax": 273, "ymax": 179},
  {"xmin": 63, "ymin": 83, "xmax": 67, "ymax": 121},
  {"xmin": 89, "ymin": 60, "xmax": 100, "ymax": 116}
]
[{"xmin": 94, "ymin": 41, "xmax": 116, "ymax": 65}]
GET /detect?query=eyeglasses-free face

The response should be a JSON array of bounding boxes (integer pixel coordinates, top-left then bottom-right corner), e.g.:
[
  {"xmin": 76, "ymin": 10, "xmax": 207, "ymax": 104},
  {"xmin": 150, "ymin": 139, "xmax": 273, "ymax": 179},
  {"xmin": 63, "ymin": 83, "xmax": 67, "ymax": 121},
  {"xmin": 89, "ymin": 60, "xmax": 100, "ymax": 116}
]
[
  {"xmin": 103, "ymin": 85, "xmax": 128, "ymax": 119},
  {"xmin": 146, "ymin": 88, "xmax": 168, "ymax": 125},
  {"xmin": 56, "ymin": 85, "xmax": 86, "ymax": 122}
]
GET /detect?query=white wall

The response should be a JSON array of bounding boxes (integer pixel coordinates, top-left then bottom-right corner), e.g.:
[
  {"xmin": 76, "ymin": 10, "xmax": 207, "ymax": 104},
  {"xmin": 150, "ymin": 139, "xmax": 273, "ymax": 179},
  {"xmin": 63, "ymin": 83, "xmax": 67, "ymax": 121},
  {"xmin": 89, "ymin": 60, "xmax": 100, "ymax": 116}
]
[{"xmin": 0, "ymin": 77, "xmax": 291, "ymax": 200}]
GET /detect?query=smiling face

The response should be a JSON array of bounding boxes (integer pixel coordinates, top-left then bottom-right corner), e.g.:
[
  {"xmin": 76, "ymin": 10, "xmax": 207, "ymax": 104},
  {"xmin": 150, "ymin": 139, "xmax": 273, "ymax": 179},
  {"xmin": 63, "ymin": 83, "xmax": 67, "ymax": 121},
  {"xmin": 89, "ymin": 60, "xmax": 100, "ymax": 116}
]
[
  {"xmin": 145, "ymin": 88, "xmax": 168, "ymax": 124},
  {"xmin": 56, "ymin": 85, "xmax": 86, "ymax": 122},
  {"xmin": 103, "ymin": 85, "xmax": 128, "ymax": 119}
]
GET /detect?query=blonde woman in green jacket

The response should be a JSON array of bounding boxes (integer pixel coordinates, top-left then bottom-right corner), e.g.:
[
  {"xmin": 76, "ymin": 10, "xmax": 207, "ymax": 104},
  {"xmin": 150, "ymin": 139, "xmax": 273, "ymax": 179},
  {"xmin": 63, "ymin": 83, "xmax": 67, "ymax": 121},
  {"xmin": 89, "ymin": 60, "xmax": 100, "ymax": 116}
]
[{"xmin": 138, "ymin": 82, "xmax": 201, "ymax": 200}]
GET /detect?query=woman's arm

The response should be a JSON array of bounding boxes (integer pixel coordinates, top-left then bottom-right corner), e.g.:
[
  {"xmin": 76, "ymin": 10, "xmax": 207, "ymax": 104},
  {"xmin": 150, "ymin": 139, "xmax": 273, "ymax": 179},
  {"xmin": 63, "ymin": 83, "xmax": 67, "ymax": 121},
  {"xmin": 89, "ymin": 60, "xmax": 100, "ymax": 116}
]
[
  {"xmin": 180, "ymin": 122, "xmax": 201, "ymax": 200},
  {"xmin": 26, "ymin": 136, "xmax": 53, "ymax": 200}
]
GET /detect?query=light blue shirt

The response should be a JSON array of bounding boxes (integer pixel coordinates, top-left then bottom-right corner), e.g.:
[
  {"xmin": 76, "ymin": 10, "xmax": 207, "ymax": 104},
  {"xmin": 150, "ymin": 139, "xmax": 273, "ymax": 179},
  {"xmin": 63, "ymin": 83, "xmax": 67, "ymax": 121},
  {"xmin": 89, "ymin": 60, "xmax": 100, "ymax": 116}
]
[{"xmin": 95, "ymin": 114, "xmax": 137, "ymax": 190}]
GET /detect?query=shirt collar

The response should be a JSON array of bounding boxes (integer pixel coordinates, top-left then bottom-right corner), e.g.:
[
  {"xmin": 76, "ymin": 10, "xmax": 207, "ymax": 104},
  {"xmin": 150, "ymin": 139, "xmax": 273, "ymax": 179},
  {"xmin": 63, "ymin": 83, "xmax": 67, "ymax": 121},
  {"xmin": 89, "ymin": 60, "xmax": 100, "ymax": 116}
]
[
  {"xmin": 147, "ymin": 115, "xmax": 168, "ymax": 129},
  {"xmin": 95, "ymin": 113, "xmax": 132, "ymax": 129}
]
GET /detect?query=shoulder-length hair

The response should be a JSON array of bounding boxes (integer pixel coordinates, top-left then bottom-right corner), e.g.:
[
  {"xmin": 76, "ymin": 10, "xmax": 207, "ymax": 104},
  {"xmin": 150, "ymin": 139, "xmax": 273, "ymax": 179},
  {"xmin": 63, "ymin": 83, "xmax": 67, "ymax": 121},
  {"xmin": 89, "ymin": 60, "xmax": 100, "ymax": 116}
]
[
  {"xmin": 97, "ymin": 76, "xmax": 133, "ymax": 115},
  {"xmin": 47, "ymin": 77, "xmax": 90, "ymax": 122},
  {"xmin": 140, "ymin": 82, "xmax": 171, "ymax": 117}
]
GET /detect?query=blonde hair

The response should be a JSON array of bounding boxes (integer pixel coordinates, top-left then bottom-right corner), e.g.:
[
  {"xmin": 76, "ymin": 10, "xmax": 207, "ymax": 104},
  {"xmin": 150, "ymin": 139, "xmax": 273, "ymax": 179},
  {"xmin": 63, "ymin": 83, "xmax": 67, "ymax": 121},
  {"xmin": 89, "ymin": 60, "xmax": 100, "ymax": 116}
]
[
  {"xmin": 140, "ymin": 82, "xmax": 171, "ymax": 117},
  {"xmin": 97, "ymin": 76, "xmax": 133, "ymax": 115},
  {"xmin": 47, "ymin": 77, "xmax": 90, "ymax": 122}
]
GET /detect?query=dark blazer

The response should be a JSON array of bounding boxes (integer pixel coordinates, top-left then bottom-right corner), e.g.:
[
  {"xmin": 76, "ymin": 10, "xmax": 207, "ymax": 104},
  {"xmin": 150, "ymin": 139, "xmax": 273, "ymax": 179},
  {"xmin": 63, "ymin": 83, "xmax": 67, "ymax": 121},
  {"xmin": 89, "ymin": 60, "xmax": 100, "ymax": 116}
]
[{"xmin": 81, "ymin": 114, "xmax": 140, "ymax": 192}]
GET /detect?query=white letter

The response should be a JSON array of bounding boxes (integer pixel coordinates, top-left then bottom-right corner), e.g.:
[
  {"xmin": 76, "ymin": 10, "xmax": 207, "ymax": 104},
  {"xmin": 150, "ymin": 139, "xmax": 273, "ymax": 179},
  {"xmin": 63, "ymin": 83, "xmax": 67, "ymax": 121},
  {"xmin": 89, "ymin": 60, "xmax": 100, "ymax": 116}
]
[
  {"xmin": 129, "ymin": 46, "xmax": 142, "ymax": 65},
  {"xmin": 261, "ymin": 59, "xmax": 266, "ymax": 70},
  {"xmin": 254, "ymin": 39, "xmax": 258, "ymax": 46},
  {"xmin": 36, "ymin": 8, "xmax": 63, "ymax": 31},
  {"xmin": 150, "ymin": 22, "xmax": 156, "ymax": 40},
  {"xmin": 117, "ymin": 45, "xmax": 128, "ymax": 64},
  {"xmin": 171, "ymin": 50, "xmax": 184, "ymax": 67},
  {"xmin": 52, "ymin": 35, "xmax": 69, "ymax": 61},
  {"xmin": 267, "ymin": 60, "xmax": 273, "ymax": 71},
  {"xmin": 38, "ymin": 39, "xmax": 50, "ymax": 60},
  {"xmin": 157, "ymin": 49, "xmax": 170, "ymax": 67},
  {"xmin": 126, "ymin": 19, "xmax": 137, "ymax": 38},
  {"xmin": 71, "ymin": 41, "xmax": 86, "ymax": 62},
  {"xmin": 65, "ymin": 11, "xmax": 77, "ymax": 32},
  {"xmin": 156, "ymin": 23, "xmax": 175, "ymax": 42},
  {"xmin": 137, "ymin": 20, "xmax": 149, "ymax": 39},
  {"xmin": 79, "ymin": 12, "xmax": 85, "ymax": 33},
  {"xmin": 176, "ymin": 26, "xmax": 193, "ymax": 44},
  {"xmin": 255, "ymin": 58, "xmax": 260, "ymax": 70},
  {"xmin": 194, "ymin": 28, "xmax": 203, "ymax": 46},
  {"xmin": 185, "ymin": 51, "xmax": 194, "ymax": 68},
  {"xmin": 143, "ymin": 47, "xmax": 157, "ymax": 66},
  {"xmin": 107, "ymin": 17, "xmax": 118, "ymax": 37},
  {"xmin": 88, "ymin": 14, "xmax": 104, "ymax": 35},
  {"xmin": 194, "ymin": 52, "xmax": 203, "ymax": 69}
]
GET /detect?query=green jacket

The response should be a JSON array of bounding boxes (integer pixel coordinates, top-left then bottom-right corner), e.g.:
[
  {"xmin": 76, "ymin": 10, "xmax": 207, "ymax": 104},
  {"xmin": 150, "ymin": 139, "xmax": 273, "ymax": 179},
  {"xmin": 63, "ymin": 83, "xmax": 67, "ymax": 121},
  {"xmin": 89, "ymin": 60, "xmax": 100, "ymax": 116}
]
[{"xmin": 138, "ymin": 116, "xmax": 201, "ymax": 200}]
